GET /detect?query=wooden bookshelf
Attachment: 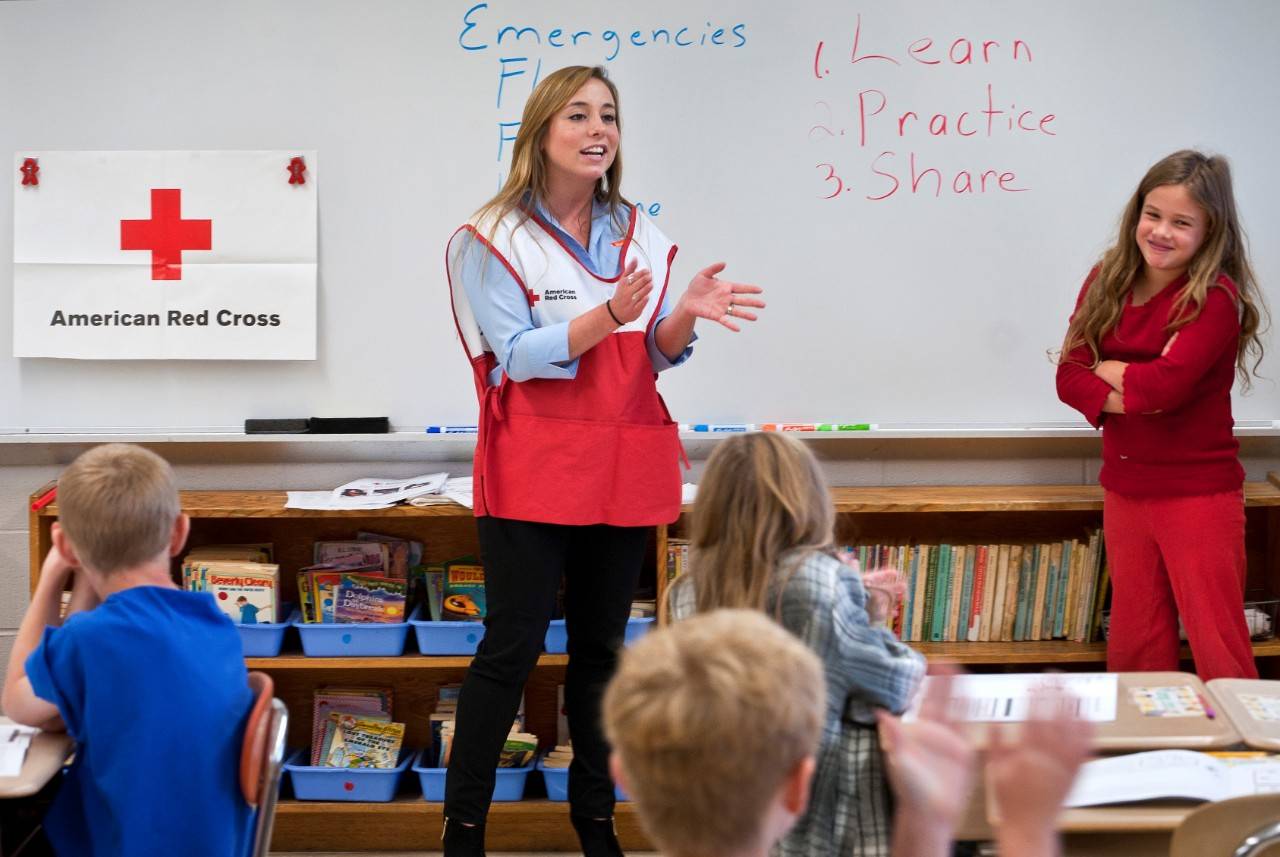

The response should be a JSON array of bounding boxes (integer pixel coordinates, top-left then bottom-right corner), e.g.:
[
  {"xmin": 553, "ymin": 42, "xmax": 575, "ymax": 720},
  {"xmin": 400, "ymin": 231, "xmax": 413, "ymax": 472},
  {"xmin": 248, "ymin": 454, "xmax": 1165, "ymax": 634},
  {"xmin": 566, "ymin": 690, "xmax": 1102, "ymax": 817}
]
[
  {"xmin": 27, "ymin": 480, "xmax": 1280, "ymax": 851},
  {"xmin": 657, "ymin": 481, "xmax": 1280, "ymax": 670}
]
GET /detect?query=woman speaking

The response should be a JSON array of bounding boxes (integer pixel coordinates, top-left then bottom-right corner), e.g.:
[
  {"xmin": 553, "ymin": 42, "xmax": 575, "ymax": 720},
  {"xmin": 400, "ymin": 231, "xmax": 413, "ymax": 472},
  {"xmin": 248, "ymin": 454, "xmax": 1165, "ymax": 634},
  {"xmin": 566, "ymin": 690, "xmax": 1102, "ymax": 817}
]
[{"xmin": 444, "ymin": 65, "xmax": 764, "ymax": 857}]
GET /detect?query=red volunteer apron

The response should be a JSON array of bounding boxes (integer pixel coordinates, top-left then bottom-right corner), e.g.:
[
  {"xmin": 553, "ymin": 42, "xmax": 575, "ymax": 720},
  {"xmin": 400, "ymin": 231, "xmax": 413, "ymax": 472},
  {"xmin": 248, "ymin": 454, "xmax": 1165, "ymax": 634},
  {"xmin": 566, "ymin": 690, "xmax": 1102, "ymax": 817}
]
[{"xmin": 446, "ymin": 205, "xmax": 684, "ymax": 526}]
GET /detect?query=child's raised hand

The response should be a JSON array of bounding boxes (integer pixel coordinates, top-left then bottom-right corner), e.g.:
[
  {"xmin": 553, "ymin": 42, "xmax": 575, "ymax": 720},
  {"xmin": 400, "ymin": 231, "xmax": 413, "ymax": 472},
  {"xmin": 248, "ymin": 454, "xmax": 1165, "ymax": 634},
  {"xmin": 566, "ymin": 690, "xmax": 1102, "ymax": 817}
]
[
  {"xmin": 987, "ymin": 684, "xmax": 1092, "ymax": 840},
  {"xmin": 877, "ymin": 668, "xmax": 976, "ymax": 830},
  {"xmin": 862, "ymin": 568, "xmax": 906, "ymax": 625}
]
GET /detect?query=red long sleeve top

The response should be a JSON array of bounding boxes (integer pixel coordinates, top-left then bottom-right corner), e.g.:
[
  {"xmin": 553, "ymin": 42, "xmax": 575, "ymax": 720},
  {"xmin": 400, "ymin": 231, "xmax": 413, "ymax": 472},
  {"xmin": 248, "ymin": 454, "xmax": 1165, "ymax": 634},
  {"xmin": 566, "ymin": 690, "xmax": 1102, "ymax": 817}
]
[{"xmin": 1056, "ymin": 271, "xmax": 1244, "ymax": 498}]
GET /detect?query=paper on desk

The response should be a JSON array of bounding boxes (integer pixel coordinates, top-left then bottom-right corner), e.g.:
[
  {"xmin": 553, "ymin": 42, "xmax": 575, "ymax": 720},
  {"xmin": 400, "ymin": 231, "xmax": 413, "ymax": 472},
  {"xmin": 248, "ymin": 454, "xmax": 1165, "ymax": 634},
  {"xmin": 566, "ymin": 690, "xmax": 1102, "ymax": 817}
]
[
  {"xmin": 905, "ymin": 673, "xmax": 1118, "ymax": 723},
  {"xmin": 0, "ymin": 725, "xmax": 39, "ymax": 778},
  {"xmin": 1064, "ymin": 749, "xmax": 1280, "ymax": 807}
]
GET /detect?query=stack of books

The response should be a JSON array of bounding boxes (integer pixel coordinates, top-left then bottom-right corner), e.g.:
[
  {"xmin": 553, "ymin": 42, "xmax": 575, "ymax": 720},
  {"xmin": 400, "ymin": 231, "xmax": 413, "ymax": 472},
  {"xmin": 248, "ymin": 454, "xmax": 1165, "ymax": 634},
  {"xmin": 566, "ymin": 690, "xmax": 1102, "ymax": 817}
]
[
  {"xmin": 182, "ymin": 543, "xmax": 281, "ymax": 624},
  {"xmin": 311, "ymin": 686, "xmax": 405, "ymax": 769}
]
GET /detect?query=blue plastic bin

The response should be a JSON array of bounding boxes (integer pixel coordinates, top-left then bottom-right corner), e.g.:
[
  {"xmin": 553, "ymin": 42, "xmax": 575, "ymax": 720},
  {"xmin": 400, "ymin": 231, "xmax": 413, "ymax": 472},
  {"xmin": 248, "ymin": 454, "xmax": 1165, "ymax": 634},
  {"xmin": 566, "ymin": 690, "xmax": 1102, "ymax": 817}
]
[
  {"xmin": 284, "ymin": 749, "xmax": 411, "ymax": 802},
  {"xmin": 413, "ymin": 749, "xmax": 531, "ymax": 802},
  {"xmin": 410, "ymin": 616, "xmax": 486, "ymax": 656},
  {"xmin": 537, "ymin": 757, "xmax": 628, "ymax": 801},
  {"xmin": 544, "ymin": 616, "xmax": 655, "ymax": 654},
  {"xmin": 293, "ymin": 605, "xmax": 419, "ymax": 657},
  {"xmin": 237, "ymin": 608, "xmax": 299, "ymax": 657}
]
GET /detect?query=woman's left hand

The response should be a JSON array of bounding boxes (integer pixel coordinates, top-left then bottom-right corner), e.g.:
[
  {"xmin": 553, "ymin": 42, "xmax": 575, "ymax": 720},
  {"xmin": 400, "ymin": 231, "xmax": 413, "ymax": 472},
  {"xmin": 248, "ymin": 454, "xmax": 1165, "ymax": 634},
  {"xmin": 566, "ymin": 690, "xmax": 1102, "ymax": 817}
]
[{"xmin": 677, "ymin": 263, "xmax": 765, "ymax": 332}]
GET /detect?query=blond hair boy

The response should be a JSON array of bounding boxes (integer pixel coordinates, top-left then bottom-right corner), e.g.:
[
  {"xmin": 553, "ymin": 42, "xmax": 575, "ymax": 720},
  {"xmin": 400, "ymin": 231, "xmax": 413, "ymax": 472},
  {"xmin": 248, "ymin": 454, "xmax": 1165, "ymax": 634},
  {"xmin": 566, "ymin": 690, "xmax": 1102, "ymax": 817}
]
[
  {"xmin": 2, "ymin": 443, "xmax": 253, "ymax": 857},
  {"xmin": 603, "ymin": 609, "xmax": 824, "ymax": 857}
]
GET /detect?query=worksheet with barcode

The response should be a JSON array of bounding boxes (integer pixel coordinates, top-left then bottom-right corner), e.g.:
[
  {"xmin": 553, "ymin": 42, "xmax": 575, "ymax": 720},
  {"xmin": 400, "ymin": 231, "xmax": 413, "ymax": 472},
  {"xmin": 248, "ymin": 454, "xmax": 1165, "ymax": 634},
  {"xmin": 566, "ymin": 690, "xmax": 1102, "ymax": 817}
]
[{"xmin": 904, "ymin": 673, "xmax": 1118, "ymax": 722}]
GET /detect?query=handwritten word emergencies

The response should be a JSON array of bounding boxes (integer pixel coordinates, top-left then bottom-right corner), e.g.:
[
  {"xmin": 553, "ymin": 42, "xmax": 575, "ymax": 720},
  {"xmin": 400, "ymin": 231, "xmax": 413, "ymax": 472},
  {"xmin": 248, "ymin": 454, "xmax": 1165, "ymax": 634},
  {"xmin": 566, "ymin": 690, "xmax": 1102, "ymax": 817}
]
[
  {"xmin": 458, "ymin": 3, "xmax": 747, "ymax": 64},
  {"xmin": 808, "ymin": 14, "xmax": 1057, "ymax": 202}
]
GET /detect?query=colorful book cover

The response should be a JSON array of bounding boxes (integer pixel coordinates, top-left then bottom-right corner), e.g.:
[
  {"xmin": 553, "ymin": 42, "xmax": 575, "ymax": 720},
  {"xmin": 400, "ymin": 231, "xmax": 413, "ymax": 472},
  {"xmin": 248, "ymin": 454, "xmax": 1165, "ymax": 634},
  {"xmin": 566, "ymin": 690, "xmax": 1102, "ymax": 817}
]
[
  {"xmin": 989, "ymin": 544, "xmax": 1010, "ymax": 642},
  {"xmin": 334, "ymin": 573, "xmax": 408, "ymax": 623},
  {"xmin": 903, "ymin": 545, "xmax": 919, "ymax": 641},
  {"xmin": 297, "ymin": 572, "xmax": 317, "ymax": 623},
  {"xmin": 912, "ymin": 545, "xmax": 930, "ymax": 642},
  {"xmin": 1015, "ymin": 544, "xmax": 1036, "ymax": 641},
  {"xmin": 309, "ymin": 570, "xmax": 345, "ymax": 624},
  {"xmin": 357, "ymin": 531, "xmax": 417, "ymax": 579},
  {"xmin": 933, "ymin": 544, "xmax": 952, "ymax": 643},
  {"xmin": 199, "ymin": 561, "xmax": 280, "ymax": 624},
  {"xmin": 314, "ymin": 540, "xmax": 388, "ymax": 573},
  {"xmin": 979, "ymin": 544, "xmax": 1000, "ymax": 643},
  {"xmin": 1042, "ymin": 542, "xmax": 1062, "ymax": 640},
  {"xmin": 443, "ymin": 561, "xmax": 486, "ymax": 620},
  {"xmin": 325, "ymin": 715, "xmax": 406, "ymax": 769},
  {"xmin": 1053, "ymin": 539, "xmax": 1072, "ymax": 638},
  {"xmin": 1000, "ymin": 544, "xmax": 1022, "ymax": 643},
  {"xmin": 958, "ymin": 545, "xmax": 977, "ymax": 643},
  {"xmin": 1062, "ymin": 538, "xmax": 1083, "ymax": 640},
  {"xmin": 499, "ymin": 732, "xmax": 538, "ymax": 768},
  {"xmin": 946, "ymin": 545, "xmax": 966, "ymax": 642},
  {"xmin": 922, "ymin": 545, "xmax": 940, "ymax": 642},
  {"xmin": 311, "ymin": 686, "xmax": 393, "ymax": 765}
]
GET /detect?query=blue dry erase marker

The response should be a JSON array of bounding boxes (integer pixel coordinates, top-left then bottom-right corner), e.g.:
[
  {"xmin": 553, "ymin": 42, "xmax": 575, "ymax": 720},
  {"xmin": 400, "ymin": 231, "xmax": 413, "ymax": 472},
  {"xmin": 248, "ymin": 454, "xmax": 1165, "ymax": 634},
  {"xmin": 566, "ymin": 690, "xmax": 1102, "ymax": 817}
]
[
  {"xmin": 684, "ymin": 424, "xmax": 755, "ymax": 433},
  {"xmin": 425, "ymin": 425, "xmax": 479, "ymax": 434}
]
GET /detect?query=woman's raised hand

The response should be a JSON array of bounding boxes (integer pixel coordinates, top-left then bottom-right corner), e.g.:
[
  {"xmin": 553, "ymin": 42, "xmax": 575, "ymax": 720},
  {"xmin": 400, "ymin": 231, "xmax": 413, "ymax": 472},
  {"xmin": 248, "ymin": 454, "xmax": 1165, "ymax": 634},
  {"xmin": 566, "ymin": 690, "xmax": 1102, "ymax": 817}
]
[
  {"xmin": 678, "ymin": 263, "xmax": 765, "ymax": 332},
  {"xmin": 611, "ymin": 257, "xmax": 654, "ymax": 325}
]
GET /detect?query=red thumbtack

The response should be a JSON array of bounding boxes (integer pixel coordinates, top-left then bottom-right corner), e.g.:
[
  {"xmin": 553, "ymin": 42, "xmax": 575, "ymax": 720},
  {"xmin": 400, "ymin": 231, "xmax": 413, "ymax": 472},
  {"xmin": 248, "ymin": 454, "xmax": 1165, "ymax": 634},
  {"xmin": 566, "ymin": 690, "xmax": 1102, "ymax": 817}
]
[
  {"xmin": 20, "ymin": 158, "xmax": 39, "ymax": 187},
  {"xmin": 287, "ymin": 156, "xmax": 307, "ymax": 185}
]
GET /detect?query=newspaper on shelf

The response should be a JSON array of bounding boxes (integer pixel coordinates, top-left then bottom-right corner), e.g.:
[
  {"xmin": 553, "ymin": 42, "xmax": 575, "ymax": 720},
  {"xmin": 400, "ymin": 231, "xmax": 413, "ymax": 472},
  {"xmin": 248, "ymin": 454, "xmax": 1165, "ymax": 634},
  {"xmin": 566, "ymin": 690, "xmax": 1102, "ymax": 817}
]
[{"xmin": 284, "ymin": 472, "xmax": 449, "ymax": 511}]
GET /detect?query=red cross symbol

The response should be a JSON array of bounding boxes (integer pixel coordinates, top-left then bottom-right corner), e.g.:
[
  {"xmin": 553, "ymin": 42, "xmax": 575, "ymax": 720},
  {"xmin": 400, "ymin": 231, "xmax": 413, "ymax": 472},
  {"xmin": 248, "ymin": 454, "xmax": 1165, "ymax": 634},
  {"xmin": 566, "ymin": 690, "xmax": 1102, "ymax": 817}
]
[
  {"xmin": 19, "ymin": 158, "xmax": 39, "ymax": 186},
  {"xmin": 120, "ymin": 189, "xmax": 212, "ymax": 281},
  {"xmin": 526, "ymin": 288, "xmax": 541, "ymax": 306}
]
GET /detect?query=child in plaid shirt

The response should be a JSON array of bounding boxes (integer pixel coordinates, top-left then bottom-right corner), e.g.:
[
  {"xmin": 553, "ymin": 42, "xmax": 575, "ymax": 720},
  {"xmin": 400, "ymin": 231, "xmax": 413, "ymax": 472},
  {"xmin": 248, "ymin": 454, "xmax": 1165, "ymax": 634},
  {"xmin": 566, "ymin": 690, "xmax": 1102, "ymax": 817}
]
[{"xmin": 667, "ymin": 431, "xmax": 924, "ymax": 857}]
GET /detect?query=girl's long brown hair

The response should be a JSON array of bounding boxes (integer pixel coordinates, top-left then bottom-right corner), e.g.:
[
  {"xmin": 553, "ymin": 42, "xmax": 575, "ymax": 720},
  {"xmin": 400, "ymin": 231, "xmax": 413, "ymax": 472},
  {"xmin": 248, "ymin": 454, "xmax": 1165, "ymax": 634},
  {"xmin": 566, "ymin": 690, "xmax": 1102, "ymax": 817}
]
[
  {"xmin": 679, "ymin": 433, "xmax": 836, "ymax": 617},
  {"xmin": 472, "ymin": 65, "xmax": 630, "ymax": 242},
  {"xmin": 1060, "ymin": 150, "xmax": 1268, "ymax": 388}
]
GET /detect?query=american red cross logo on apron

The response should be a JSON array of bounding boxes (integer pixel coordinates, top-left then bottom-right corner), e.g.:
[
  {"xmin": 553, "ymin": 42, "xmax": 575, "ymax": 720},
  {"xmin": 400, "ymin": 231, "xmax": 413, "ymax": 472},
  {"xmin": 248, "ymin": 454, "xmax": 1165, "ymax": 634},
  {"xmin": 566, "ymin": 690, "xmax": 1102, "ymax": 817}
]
[{"xmin": 120, "ymin": 188, "xmax": 212, "ymax": 281}]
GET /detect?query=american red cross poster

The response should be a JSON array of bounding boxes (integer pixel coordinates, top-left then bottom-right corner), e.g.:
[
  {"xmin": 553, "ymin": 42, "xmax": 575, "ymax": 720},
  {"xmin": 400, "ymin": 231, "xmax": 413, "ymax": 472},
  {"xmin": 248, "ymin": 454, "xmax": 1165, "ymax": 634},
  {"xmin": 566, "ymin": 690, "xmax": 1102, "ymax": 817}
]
[{"xmin": 12, "ymin": 150, "xmax": 317, "ymax": 359}]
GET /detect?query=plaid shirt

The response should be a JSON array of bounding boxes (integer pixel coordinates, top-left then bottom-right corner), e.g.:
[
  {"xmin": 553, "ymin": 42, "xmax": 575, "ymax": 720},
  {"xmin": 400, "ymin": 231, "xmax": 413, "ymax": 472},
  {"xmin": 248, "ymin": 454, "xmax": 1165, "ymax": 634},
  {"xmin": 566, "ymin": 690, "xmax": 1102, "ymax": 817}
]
[{"xmin": 671, "ymin": 549, "xmax": 926, "ymax": 857}]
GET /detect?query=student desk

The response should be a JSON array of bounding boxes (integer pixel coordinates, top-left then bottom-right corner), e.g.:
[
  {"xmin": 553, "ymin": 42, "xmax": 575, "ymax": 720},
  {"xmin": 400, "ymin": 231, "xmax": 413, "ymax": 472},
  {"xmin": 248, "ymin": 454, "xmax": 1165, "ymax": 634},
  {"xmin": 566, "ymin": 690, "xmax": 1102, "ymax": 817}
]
[
  {"xmin": 1208, "ymin": 678, "xmax": 1280, "ymax": 751},
  {"xmin": 958, "ymin": 671, "xmax": 1239, "ymax": 751},
  {"xmin": 0, "ymin": 718, "xmax": 72, "ymax": 857},
  {"xmin": 955, "ymin": 672, "xmax": 1238, "ymax": 854},
  {"xmin": 0, "ymin": 718, "xmax": 72, "ymax": 800}
]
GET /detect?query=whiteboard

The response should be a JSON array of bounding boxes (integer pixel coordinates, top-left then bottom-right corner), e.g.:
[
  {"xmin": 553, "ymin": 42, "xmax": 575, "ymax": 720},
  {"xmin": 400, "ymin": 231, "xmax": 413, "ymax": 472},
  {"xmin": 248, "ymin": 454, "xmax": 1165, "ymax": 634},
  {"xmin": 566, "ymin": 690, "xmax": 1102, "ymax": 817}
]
[{"xmin": 2, "ymin": 0, "xmax": 1278, "ymax": 433}]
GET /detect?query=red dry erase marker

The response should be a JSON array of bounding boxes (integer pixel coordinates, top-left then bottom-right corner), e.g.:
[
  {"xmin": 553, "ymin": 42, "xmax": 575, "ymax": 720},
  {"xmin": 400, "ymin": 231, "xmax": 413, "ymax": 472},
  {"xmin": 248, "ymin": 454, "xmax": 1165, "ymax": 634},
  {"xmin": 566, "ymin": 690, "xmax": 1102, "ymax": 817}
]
[{"xmin": 30, "ymin": 485, "xmax": 57, "ymax": 511}]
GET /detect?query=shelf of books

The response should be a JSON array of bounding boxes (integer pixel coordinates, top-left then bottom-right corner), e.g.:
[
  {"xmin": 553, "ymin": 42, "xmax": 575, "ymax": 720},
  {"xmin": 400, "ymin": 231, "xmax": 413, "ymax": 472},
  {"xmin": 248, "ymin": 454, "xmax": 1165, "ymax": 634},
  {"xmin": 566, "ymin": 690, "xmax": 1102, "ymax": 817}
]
[{"xmin": 659, "ymin": 481, "xmax": 1280, "ymax": 670}]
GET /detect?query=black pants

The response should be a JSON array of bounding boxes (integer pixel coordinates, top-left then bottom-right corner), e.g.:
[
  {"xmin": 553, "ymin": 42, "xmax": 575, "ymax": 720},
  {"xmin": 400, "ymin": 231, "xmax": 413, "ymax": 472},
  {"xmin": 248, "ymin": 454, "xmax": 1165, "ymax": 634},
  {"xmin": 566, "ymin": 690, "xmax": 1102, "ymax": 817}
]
[{"xmin": 444, "ymin": 517, "xmax": 646, "ymax": 824}]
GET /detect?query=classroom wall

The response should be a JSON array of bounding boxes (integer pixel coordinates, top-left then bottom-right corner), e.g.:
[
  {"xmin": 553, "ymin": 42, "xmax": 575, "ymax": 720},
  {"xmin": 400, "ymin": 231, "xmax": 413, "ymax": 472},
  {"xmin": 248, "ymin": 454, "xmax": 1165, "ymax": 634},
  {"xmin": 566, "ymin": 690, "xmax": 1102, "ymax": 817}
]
[{"xmin": 3, "ymin": 435, "xmax": 1280, "ymax": 700}]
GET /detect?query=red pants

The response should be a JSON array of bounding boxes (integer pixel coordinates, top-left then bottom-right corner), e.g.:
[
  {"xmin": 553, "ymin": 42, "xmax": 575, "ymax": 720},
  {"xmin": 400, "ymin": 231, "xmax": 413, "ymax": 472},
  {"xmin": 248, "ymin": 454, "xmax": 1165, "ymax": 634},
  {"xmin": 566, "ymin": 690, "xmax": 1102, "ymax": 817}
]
[{"xmin": 1104, "ymin": 489, "xmax": 1257, "ymax": 681}]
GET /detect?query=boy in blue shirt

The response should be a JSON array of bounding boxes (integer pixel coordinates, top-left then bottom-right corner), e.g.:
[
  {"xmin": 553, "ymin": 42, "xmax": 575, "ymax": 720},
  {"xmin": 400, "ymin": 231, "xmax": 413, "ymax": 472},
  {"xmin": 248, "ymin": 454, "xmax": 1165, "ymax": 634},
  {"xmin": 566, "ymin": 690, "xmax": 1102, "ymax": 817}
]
[{"xmin": 2, "ymin": 443, "xmax": 253, "ymax": 857}]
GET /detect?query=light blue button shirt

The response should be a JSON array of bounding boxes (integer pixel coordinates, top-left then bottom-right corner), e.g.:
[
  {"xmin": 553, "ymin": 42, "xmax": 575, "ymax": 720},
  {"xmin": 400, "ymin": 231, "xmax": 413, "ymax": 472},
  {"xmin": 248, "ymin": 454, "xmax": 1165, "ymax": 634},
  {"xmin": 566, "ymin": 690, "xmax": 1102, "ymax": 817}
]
[{"xmin": 455, "ymin": 200, "xmax": 695, "ymax": 386}]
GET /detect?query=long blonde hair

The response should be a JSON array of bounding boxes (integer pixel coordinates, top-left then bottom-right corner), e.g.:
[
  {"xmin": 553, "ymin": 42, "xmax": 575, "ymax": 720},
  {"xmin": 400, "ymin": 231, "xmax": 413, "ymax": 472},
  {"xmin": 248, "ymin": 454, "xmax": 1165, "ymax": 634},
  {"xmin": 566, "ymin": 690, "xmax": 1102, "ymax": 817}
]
[
  {"xmin": 682, "ymin": 433, "xmax": 836, "ymax": 616},
  {"xmin": 1060, "ymin": 150, "xmax": 1268, "ymax": 388},
  {"xmin": 472, "ymin": 65, "xmax": 630, "ymax": 242}
]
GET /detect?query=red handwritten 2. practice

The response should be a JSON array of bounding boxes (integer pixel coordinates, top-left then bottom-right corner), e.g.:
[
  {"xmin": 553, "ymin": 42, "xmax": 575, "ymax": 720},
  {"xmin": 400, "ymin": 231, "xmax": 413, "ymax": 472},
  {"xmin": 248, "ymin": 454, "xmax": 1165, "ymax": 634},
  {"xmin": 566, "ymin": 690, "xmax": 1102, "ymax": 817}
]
[{"xmin": 810, "ymin": 14, "xmax": 1054, "ymax": 201}]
